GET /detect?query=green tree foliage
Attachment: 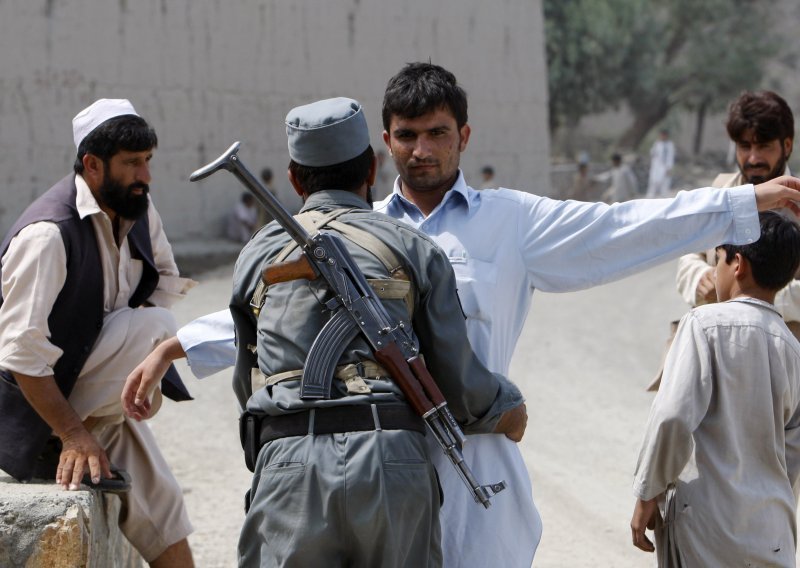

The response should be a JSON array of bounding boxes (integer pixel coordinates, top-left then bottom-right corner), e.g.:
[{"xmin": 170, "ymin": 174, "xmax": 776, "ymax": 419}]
[
  {"xmin": 544, "ymin": 0, "xmax": 639, "ymax": 133},
  {"xmin": 545, "ymin": 0, "xmax": 778, "ymax": 150}
]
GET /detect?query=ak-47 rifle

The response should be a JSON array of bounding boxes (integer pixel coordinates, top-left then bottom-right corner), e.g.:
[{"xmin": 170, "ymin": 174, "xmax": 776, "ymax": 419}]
[{"xmin": 190, "ymin": 142, "xmax": 506, "ymax": 508}]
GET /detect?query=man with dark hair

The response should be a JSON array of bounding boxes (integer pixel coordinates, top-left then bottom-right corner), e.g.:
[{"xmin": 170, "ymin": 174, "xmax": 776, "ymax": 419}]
[
  {"xmin": 0, "ymin": 99, "xmax": 196, "ymax": 567},
  {"xmin": 726, "ymin": 90, "xmax": 794, "ymax": 183},
  {"xmin": 677, "ymin": 91, "xmax": 797, "ymax": 312},
  {"xmin": 375, "ymin": 62, "xmax": 800, "ymax": 566},
  {"xmin": 632, "ymin": 211, "xmax": 800, "ymax": 565}
]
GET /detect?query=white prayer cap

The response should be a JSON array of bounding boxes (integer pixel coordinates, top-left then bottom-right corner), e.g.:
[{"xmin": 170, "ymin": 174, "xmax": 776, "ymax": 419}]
[{"xmin": 72, "ymin": 98, "xmax": 140, "ymax": 149}]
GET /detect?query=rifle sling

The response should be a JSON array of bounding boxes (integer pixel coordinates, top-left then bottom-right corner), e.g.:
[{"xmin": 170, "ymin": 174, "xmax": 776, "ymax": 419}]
[{"xmin": 250, "ymin": 209, "xmax": 415, "ymax": 317}]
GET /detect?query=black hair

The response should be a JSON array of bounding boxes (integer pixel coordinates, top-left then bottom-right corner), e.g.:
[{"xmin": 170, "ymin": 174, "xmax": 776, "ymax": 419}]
[
  {"xmin": 382, "ymin": 62, "xmax": 468, "ymax": 131},
  {"xmin": 481, "ymin": 165, "xmax": 494, "ymax": 177},
  {"xmin": 288, "ymin": 145, "xmax": 375, "ymax": 194},
  {"xmin": 727, "ymin": 91, "xmax": 794, "ymax": 145},
  {"xmin": 73, "ymin": 115, "xmax": 157, "ymax": 174},
  {"xmin": 261, "ymin": 168, "xmax": 273, "ymax": 183},
  {"xmin": 718, "ymin": 211, "xmax": 800, "ymax": 291}
]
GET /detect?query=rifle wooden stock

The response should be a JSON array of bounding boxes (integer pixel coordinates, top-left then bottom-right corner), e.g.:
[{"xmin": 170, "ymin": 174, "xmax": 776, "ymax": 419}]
[
  {"xmin": 408, "ymin": 356, "xmax": 446, "ymax": 407},
  {"xmin": 262, "ymin": 256, "xmax": 317, "ymax": 286},
  {"xmin": 374, "ymin": 343, "xmax": 435, "ymax": 417}
]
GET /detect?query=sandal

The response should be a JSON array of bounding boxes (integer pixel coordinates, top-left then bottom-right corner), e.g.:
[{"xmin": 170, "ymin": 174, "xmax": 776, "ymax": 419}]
[{"xmin": 81, "ymin": 466, "xmax": 131, "ymax": 493}]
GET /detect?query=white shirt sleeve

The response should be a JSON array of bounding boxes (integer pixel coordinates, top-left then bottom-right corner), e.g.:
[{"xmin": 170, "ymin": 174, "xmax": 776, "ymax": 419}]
[
  {"xmin": 176, "ymin": 309, "xmax": 237, "ymax": 379},
  {"xmin": 0, "ymin": 222, "xmax": 68, "ymax": 376},
  {"xmin": 517, "ymin": 184, "xmax": 758, "ymax": 292},
  {"xmin": 632, "ymin": 312, "xmax": 712, "ymax": 500}
]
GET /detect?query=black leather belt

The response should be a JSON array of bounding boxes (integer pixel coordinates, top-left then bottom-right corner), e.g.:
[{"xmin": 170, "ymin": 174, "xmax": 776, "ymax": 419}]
[{"xmin": 258, "ymin": 403, "xmax": 425, "ymax": 446}]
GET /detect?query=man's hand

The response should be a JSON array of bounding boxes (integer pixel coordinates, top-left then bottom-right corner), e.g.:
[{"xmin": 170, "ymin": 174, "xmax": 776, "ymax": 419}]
[
  {"xmin": 695, "ymin": 268, "xmax": 717, "ymax": 305},
  {"xmin": 754, "ymin": 175, "xmax": 800, "ymax": 215},
  {"xmin": 494, "ymin": 403, "xmax": 527, "ymax": 442},
  {"xmin": 630, "ymin": 497, "xmax": 658, "ymax": 552},
  {"xmin": 12, "ymin": 372, "xmax": 112, "ymax": 490},
  {"xmin": 57, "ymin": 424, "xmax": 111, "ymax": 490},
  {"xmin": 122, "ymin": 337, "xmax": 186, "ymax": 421}
]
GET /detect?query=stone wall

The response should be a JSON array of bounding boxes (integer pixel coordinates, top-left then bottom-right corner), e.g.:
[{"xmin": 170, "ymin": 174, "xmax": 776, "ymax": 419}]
[{"xmin": 0, "ymin": 0, "xmax": 549, "ymax": 241}]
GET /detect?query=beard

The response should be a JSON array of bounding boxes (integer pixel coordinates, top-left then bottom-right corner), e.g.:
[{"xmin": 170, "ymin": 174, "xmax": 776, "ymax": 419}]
[
  {"xmin": 99, "ymin": 171, "xmax": 150, "ymax": 220},
  {"xmin": 740, "ymin": 151, "xmax": 787, "ymax": 184}
]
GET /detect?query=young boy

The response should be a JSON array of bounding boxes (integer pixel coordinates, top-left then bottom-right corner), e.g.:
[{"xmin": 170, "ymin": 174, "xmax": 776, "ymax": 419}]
[{"xmin": 631, "ymin": 211, "xmax": 800, "ymax": 567}]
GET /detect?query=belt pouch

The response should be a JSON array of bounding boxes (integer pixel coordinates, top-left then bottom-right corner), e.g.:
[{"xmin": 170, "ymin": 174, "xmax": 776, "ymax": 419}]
[{"xmin": 239, "ymin": 411, "xmax": 261, "ymax": 472}]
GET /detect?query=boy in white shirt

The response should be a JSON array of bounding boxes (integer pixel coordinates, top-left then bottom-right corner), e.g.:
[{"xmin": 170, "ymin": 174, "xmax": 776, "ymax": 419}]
[{"xmin": 631, "ymin": 211, "xmax": 800, "ymax": 567}]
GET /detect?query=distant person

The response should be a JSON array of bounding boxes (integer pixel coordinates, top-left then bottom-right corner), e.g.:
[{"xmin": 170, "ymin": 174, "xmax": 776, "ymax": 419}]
[
  {"xmin": 479, "ymin": 164, "xmax": 495, "ymax": 189},
  {"xmin": 225, "ymin": 192, "xmax": 259, "ymax": 244},
  {"xmin": 596, "ymin": 153, "xmax": 638, "ymax": 203},
  {"xmin": 645, "ymin": 129, "xmax": 675, "ymax": 198},
  {"xmin": 631, "ymin": 211, "xmax": 800, "ymax": 567},
  {"xmin": 568, "ymin": 161, "xmax": 594, "ymax": 201}
]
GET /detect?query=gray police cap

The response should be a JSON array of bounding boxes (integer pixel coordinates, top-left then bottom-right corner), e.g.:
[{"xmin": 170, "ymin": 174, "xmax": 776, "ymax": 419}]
[{"xmin": 285, "ymin": 97, "xmax": 370, "ymax": 167}]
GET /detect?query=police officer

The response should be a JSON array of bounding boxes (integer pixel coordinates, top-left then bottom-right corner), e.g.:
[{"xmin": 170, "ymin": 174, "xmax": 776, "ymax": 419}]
[{"xmin": 229, "ymin": 97, "xmax": 526, "ymax": 567}]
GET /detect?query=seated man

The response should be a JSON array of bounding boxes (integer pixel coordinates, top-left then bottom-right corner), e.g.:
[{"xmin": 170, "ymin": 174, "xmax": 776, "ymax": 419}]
[
  {"xmin": 0, "ymin": 99, "xmax": 196, "ymax": 567},
  {"xmin": 226, "ymin": 192, "xmax": 259, "ymax": 243}
]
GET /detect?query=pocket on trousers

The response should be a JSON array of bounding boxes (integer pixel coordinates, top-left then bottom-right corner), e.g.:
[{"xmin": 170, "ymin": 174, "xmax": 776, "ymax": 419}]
[
  {"xmin": 383, "ymin": 458, "xmax": 428, "ymax": 471},
  {"xmin": 263, "ymin": 461, "xmax": 305, "ymax": 476}
]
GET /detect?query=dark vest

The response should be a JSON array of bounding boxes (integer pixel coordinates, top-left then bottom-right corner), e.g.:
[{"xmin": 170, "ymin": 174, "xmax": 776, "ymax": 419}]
[{"xmin": 0, "ymin": 174, "xmax": 190, "ymax": 481}]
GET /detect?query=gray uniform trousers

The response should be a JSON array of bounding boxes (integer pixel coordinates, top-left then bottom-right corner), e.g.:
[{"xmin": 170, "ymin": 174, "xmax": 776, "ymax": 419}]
[{"xmin": 238, "ymin": 427, "xmax": 442, "ymax": 568}]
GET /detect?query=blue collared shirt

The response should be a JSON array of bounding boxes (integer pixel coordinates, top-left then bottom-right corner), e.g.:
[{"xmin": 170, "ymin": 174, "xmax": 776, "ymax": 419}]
[{"xmin": 373, "ymin": 170, "xmax": 757, "ymax": 375}]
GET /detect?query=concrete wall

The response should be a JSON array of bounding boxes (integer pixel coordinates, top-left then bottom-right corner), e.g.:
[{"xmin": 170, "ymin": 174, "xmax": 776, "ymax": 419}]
[{"xmin": 0, "ymin": 0, "xmax": 549, "ymax": 242}]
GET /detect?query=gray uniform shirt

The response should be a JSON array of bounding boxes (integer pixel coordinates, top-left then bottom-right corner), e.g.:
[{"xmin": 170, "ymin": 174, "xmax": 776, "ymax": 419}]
[{"xmin": 230, "ymin": 190, "xmax": 522, "ymax": 432}]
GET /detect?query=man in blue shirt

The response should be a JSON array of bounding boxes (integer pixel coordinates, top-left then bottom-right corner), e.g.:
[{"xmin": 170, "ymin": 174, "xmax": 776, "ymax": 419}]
[{"xmin": 374, "ymin": 62, "xmax": 800, "ymax": 568}]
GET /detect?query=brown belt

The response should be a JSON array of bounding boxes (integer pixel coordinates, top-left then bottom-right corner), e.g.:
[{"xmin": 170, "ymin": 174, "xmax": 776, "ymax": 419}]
[{"xmin": 258, "ymin": 403, "xmax": 425, "ymax": 445}]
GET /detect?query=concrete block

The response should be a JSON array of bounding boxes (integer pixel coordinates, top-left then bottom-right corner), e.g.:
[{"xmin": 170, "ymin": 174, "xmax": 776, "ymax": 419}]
[{"xmin": 0, "ymin": 476, "xmax": 142, "ymax": 568}]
